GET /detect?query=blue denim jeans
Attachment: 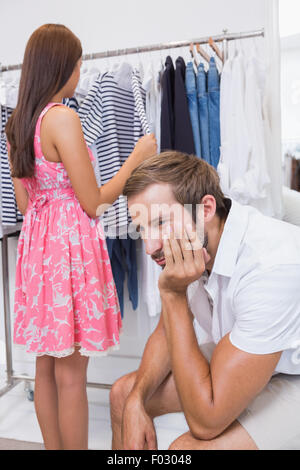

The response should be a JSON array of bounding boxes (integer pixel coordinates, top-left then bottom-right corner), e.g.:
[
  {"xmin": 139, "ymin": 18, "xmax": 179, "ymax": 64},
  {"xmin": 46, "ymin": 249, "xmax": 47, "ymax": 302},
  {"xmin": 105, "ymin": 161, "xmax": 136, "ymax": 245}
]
[
  {"xmin": 207, "ymin": 57, "xmax": 221, "ymax": 169},
  {"xmin": 105, "ymin": 237, "xmax": 138, "ymax": 318},
  {"xmin": 196, "ymin": 63, "xmax": 210, "ymax": 164},
  {"xmin": 185, "ymin": 62, "xmax": 201, "ymax": 158}
]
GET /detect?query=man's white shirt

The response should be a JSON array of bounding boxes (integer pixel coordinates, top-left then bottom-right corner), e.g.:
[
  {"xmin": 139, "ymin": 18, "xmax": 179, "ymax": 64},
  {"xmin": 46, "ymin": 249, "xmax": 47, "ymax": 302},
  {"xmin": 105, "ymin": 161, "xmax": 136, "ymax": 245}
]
[{"xmin": 188, "ymin": 199, "xmax": 300, "ymax": 375}]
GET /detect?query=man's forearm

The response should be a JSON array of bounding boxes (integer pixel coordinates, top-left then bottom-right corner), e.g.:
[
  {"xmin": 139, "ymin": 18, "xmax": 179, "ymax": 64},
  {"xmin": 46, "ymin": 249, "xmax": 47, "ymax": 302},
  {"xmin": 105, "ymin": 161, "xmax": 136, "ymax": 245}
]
[
  {"xmin": 160, "ymin": 291, "xmax": 213, "ymax": 434},
  {"xmin": 130, "ymin": 314, "xmax": 171, "ymax": 404}
]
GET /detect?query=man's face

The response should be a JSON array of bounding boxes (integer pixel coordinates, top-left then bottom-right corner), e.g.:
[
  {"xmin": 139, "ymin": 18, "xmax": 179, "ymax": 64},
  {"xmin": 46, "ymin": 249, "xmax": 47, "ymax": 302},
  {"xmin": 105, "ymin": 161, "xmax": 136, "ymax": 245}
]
[{"xmin": 128, "ymin": 183, "xmax": 205, "ymax": 268}]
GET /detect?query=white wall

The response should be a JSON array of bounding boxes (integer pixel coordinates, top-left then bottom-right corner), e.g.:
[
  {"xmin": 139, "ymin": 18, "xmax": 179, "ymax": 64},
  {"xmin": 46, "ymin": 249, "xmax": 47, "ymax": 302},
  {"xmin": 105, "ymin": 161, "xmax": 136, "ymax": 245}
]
[
  {"xmin": 0, "ymin": 0, "xmax": 267, "ymax": 65},
  {"xmin": 281, "ymin": 37, "xmax": 300, "ymax": 143},
  {"xmin": 0, "ymin": 0, "xmax": 279, "ymax": 388},
  {"xmin": 279, "ymin": 0, "xmax": 300, "ymax": 37}
]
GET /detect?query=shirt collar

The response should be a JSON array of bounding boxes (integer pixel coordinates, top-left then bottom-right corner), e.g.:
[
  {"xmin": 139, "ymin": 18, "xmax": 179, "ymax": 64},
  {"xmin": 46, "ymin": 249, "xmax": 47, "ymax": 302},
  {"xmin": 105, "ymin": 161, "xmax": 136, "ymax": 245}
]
[{"xmin": 210, "ymin": 199, "xmax": 249, "ymax": 278}]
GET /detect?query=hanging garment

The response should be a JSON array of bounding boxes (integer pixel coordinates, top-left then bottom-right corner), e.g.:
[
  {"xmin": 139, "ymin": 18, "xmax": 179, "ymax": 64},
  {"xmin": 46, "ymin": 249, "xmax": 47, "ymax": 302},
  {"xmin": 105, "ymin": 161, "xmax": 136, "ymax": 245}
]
[
  {"xmin": 105, "ymin": 237, "xmax": 138, "ymax": 318},
  {"xmin": 197, "ymin": 63, "xmax": 210, "ymax": 164},
  {"xmin": 13, "ymin": 102, "xmax": 122, "ymax": 357},
  {"xmin": 257, "ymin": 43, "xmax": 283, "ymax": 218},
  {"xmin": 90, "ymin": 143, "xmax": 101, "ymax": 187},
  {"xmin": 282, "ymin": 186, "xmax": 300, "ymax": 227},
  {"xmin": 62, "ymin": 97, "xmax": 79, "ymax": 111},
  {"xmin": 185, "ymin": 62, "xmax": 202, "ymax": 158},
  {"xmin": 132, "ymin": 69, "xmax": 150, "ymax": 135},
  {"xmin": 218, "ymin": 57, "xmax": 234, "ymax": 196},
  {"xmin": 218, "ymin": 53, "xmax": 251, "ymax": 202},
  {"xmin": 0, "ymin": 105, "xmax": 3, "ymax": 237},
  {"xmin": 0, "ymin": 75, "xmax": 19, "ymax": 109},
  {"xmin": 75, "ymin": 67, "xmax": 100, "ymax": 105},
  {"xmin": 219, "ymin": 58, "xmax": 232, "ymax": 159},
  {"xmin": 63, "ymin": 98, "xmax": 102, "ymax": 188},
  {"xmin": 142, "ymin": 62, "xmax": 163, "ymax": 152},
  {"xmin": 207, "ymin": 57, "xmax": 221, "ymax": 169},
  {"xmin": 218, "ymin": 52, "xmax": 271, "ymax": 210},
  {"xmin": 262, "ymin": 47, "xmax": 283, "ymax": 220},
  {"xmin": 78, "ymin": 63, "xmax": 144, "ymax": 236},
  {"xmin": 0, "ymin": 80, "xmax": 6, "ymax": 106},
  {"xmin": 138, "ymin": 239, "xmax": 162, "ymax": 318},
  {"xmin": 161, "ymin": 56, "xmax": 196, "ymax": 154},
  {"xmin": 160, "ymin": 56, "xmax": 175, "ymax": 151},
  {"xmin": 130, "ymin": 66, "xmax": 163, "ymax": 320},
  {"xmin": 0, "ymin": 105, "xmax": 23, "ymax": 225},
  {"xmin": 174, "ymin": 57, "xmax": 196, "ymax": 155},
  {"xmin": 243, "ymin": 55, "xmax": 271, "ymax": 208},
  {"xmin": 136, "ymin": 239, "xmax": 161, "ymax": 340},
  {"xmin": 282, "ymin": 152, "xmax": 293, "ymax": 188},
  {"xmin": 291, "ymin": 158, "xmax": 300, "ymax": 192}
]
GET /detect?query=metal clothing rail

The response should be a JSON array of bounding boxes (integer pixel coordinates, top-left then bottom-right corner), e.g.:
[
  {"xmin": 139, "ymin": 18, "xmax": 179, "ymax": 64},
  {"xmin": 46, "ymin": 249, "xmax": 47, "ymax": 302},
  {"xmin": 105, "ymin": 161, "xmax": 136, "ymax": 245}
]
[
  {"xmin": 0, "ymin": 27, "xmax": 266, "ymax": 403},
  {"xmin": 0, "ymin": 28, "xmax": 264, "ymax": 72}
]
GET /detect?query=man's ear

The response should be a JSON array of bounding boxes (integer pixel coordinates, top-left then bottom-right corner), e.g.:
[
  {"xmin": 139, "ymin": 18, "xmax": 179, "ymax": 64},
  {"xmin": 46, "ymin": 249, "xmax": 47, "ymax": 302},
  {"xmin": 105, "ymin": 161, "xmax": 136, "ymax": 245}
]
[{"xmin": 198, "ymin": 195, "xmax": 217, "ymax": 224}]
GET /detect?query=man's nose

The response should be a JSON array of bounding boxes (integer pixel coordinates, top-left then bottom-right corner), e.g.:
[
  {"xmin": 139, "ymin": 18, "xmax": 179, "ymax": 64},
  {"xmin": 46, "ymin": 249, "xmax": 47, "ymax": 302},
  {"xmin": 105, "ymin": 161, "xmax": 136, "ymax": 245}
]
[{"xmin": 144, "ymin": 238, "xmax": 163, "ymax": 257}]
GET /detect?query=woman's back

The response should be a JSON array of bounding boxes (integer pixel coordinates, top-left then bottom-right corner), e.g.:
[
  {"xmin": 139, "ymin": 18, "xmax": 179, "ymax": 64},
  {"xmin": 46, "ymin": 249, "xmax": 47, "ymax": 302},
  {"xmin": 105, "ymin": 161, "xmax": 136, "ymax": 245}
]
[{"xmin": 22, "ymin": 103, "xmax": 83, "ymax": 195}]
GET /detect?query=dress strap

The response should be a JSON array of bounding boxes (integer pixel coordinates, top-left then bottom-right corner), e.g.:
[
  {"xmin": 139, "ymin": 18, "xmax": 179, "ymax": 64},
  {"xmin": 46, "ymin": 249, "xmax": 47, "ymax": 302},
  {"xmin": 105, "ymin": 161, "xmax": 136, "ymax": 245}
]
[{"xmin": 34, "ymin": 102, "xmax": 64, "ymax": 159}]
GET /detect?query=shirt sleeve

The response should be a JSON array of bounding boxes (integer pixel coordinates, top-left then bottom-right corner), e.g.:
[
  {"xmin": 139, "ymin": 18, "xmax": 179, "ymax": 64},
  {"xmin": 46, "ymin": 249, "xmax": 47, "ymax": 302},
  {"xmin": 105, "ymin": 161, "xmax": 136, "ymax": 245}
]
[
  {"xmin": 78, "ymin": 76, "xmax": 104, "ymax": 146},
  {"xmin": 229, "ymin": 265, "xmax": 300, "ymax": 355}
]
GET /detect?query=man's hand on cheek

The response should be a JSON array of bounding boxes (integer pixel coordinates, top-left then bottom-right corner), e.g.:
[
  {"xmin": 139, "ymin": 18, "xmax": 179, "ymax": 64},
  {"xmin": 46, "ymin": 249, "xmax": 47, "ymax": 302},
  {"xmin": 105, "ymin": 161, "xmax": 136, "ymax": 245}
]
[{"xmin": 158, "ymin": 224, "xmax": 210, "ymax": 297}]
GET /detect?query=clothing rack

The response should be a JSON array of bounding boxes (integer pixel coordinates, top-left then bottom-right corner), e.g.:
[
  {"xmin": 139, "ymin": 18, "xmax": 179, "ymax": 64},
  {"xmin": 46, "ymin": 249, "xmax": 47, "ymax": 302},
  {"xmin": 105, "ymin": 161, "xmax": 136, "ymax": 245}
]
[
  {"xmin": 0, "ymin": 28, "xmax": 264, "ymax": 73},
  {"xmin": 0, "ymin": 27, "xmax": 265, "ymax": 404}
]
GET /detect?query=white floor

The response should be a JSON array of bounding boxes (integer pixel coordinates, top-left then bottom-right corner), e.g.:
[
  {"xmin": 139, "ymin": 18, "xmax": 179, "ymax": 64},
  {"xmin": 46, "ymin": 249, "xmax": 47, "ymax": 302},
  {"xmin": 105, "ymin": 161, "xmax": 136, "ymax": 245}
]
[{"xmin": 0, "ymin": 378, "xmax": 189, "ymax": 450}]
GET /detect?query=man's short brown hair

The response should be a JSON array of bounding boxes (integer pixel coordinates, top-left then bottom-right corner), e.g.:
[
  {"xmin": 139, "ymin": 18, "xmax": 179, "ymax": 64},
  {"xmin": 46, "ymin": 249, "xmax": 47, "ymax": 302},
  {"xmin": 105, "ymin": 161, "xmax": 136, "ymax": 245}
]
[{"xmin": 123, "ymin": 151, "xmax": 229, "ymax": 220}]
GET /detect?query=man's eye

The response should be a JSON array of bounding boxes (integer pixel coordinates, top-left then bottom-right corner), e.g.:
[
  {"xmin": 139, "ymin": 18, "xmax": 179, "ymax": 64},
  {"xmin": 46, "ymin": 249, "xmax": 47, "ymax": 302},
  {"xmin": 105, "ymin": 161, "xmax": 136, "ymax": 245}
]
[{"xmin": 158, "ymin": 219, "xmax": 165, "ymax": 226}]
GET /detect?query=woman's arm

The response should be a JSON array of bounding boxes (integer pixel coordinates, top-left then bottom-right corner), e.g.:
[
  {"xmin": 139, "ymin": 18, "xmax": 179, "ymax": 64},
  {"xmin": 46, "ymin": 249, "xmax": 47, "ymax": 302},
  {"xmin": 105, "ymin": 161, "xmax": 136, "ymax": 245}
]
[
  {"xmin": 47, "ymin": 106, "xmax": 156, "ymax": 218},
  {"xmin": 12, "ymin": 178, "xmax": 29, "ymax": 216}
]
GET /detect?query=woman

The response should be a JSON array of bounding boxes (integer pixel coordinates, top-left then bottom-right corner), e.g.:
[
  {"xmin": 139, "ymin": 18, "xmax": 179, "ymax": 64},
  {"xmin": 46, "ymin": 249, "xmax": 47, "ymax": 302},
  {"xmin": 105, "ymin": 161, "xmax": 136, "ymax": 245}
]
[{"xmin": 6, "ymin": 23, "xmax": 157, "ymax": 450}]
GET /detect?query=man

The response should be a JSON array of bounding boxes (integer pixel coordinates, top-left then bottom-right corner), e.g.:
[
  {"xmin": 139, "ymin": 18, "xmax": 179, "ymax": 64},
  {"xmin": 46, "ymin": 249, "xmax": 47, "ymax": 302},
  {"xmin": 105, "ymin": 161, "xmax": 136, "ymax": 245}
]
[{"xmin": 109, "ymin": 151, "xmax": 300, "ymax": 450}]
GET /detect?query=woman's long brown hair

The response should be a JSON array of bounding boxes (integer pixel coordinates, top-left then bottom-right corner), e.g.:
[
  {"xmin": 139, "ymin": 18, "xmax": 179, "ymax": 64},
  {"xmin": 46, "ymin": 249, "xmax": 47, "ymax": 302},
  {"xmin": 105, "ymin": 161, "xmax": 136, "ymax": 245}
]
[{"xmin": 6, "ymin": 24, "xmax": 82, "ymax": 178}]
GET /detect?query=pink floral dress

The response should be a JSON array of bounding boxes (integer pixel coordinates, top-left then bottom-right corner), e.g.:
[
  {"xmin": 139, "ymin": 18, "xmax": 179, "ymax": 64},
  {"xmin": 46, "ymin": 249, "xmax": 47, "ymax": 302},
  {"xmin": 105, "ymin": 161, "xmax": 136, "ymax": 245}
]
[{"xmin": 13, "ymin": 102, "xmax": 122, "ymax": 357}]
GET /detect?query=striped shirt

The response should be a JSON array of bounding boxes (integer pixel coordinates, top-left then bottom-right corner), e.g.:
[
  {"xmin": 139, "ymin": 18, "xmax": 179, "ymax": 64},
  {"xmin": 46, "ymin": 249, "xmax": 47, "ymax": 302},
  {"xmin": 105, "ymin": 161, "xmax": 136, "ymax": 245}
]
[
  {"xmin": 78, "ymin": 64, "xmax": 147, "ymax": 234},
  {"xmin": 62, "ymin": 97, "xmax": 79, "ymax": 111},
  {"xmin": 1, "ymin": 105, "xmax": 23, "ymax": 227},
  {"xmin": 132, "ymin": 69, "xmax": 150, "ymax": 135}
]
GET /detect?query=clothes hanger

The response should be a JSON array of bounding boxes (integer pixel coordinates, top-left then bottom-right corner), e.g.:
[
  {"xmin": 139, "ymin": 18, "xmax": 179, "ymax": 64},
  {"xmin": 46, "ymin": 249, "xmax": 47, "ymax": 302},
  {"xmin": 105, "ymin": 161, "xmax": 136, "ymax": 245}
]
[
  {"xmin": 189, "ymin": 43, "xmax": 199, "ymax": 68},
  {"xmin": 233, "ymin": 36, "xmax": 242, "ymax": 58},
  {"xmin": 137, "ymin": 49, "xmax": 144, "ymax": 79},
  {"xmin": 105, "ymin": 51, "xmax": 112, "ymax": 73},
  {"xmin": 147, "ymin": 48, "xmax": 152, "ymax": 68},
  {"xmin": 158, "ymin": 46, "xmax": 164, "ymax": 68},
  {"xmin": 208, "ymin": 37, "xmax": 224, "ymax": 64},
  {"xmin": 196, "ymin": 43, "xmax": 211, "ymax": 65}
]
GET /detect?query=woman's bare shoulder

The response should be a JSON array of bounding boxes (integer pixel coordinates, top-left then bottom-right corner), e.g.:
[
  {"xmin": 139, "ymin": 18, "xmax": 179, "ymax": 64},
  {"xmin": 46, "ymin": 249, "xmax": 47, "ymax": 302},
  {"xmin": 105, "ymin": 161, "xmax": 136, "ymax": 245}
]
[{"xmin": 42, "ymin": 104, "xmax": 81, "ymax": 133}]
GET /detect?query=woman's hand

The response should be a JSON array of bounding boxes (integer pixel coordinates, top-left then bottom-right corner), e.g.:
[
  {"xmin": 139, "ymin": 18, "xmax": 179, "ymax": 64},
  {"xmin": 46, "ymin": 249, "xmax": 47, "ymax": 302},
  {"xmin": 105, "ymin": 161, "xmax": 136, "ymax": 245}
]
[{"xmin": 131, "ymin": 134, "xmax": 157, "ymax": 166}]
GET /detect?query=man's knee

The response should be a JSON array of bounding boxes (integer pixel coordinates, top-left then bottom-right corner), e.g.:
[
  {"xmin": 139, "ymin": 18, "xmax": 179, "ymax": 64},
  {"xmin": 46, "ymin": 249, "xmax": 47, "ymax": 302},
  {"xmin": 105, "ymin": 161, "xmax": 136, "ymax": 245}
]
[
  {"xmin": 168, "ymin": 433, "xmax": 192, "ymax": 451},
  {"xmin": 168, "ymin": 432, "xmax": 211, "ymax": 451},
  {"xmin": 110, "ymin": 371, "xmax": 137, "ymax": 421}
]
